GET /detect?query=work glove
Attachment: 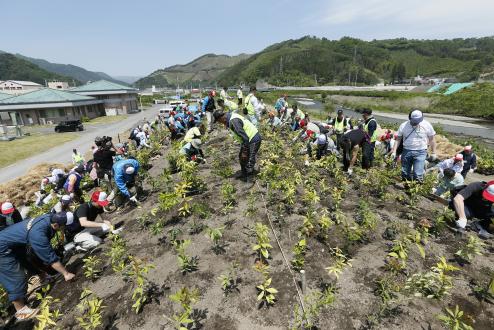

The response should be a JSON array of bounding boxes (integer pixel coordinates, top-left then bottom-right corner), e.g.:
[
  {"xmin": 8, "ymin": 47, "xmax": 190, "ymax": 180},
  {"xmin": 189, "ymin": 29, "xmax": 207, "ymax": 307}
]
[
  {"xmin": 347, "ymin": 168, "xmax": 353, "ymax": 175},
  {"xmin": 129, "ymin": 195, "xmax": 138, "ymax": 203},
  {"xmin": 430, "ymin": 153, "xmax": 438, "ymax": 161},
  {"xmin": 456, "ymin": 217, "xmax": 467, "ymax": 229},
  {"xmin": 101, "ymin": 223, "xmax": 110, "ymax": 232},
  {"xmin": 469, "ymin": 169, "xmax": 474, "ymax": 173},
  {"xmin": 69, "ymin": 193, "xmax": 74, "ymax": 199},
  {"xmin": 390, "ymin": 151, "xmax": 397, "ymax": 159}
]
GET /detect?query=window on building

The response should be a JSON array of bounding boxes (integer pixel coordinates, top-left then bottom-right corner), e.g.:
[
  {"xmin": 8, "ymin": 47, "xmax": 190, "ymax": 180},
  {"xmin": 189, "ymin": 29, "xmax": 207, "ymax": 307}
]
[{"xmin": 58, "ymin": 109, "xmax": 65, "ymax": 117}]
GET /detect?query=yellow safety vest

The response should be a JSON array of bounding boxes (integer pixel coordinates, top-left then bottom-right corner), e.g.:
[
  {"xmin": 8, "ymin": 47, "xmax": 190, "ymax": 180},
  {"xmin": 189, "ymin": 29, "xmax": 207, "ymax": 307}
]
[
  {"xmin": 230, "ymin": 112, "xmax": 258, "ymax": 143},
  {"xmin": 73, "ymin": 153, "xmax": 84, "ymax": 164},
  {"xmin": 225, "ymin": 100, "xmax": 238, "ymax": 111},
  {"xmin": 364, "ymin": 118, "xmax": 378, "ymax": 143},
  {"xmin": 244, "ymin": 94, "xmax": 255, "ymax": 116},
  {"xmin": 334, "ymin": 117, "xmax": 346, "ymax": 134}
]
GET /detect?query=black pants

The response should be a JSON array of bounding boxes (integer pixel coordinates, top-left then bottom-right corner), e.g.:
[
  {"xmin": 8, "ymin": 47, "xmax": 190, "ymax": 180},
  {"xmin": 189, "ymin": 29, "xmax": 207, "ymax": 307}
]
[
  {"xmin": 239, "ymin": 140, "xmax": 261, "ymax": 175},
  {"xmin": 335, "ymin": 133, "xmax": 343, "ymax": 151},
  {"xmin": 362, "ymin": 141, "xmax": 375, "ymax": 169}
]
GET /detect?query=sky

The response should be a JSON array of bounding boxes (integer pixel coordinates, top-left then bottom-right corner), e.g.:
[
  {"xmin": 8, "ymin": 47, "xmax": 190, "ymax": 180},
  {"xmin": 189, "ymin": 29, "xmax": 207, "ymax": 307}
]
[{"xmin": 1, "ymin": 0, "xmax": 493, "ymax": 77}]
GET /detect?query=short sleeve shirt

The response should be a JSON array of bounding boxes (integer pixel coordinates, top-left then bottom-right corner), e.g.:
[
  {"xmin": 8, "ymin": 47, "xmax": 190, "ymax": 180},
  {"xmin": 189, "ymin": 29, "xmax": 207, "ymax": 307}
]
[
  {"xmin": 397, "ymin": 120, "xmax": 435, "ymax": 151},
  {"xmin": 458, "ymin": 182, "xmax": 493, "ymax": 218},
  {"xmin": 66, "ymin": 202, "xmax": 104, "ymax": 236}
]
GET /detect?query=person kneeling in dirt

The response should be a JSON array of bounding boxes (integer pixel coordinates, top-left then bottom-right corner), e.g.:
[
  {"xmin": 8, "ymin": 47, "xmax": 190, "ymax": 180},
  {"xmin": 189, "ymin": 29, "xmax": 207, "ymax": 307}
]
[
  {"xmin": 111, "ymin": 158, "xmax": 141, "ymax": 204},
  {"xmin": 65, "ymin": 191, "xmax": 112, "ymax": 251},
  {"xmin": 432, "ymin": 168, "xmax": 464, "ymax": 198},
  {"xmin": 340, "ymin": 126, "xmax": 371, "ymax": 175},
  {"xmin": 0, "ymin": 202, "xmax": 23, "ymax": 231},
  {"xmin": 184, "ymin": 126, "xmax": 204, "ymax": 144},
  {"xmin": 0, "ymin": 212, "xmax": 75, "ymax": 321},
  {"xmin": 450, "ymin": 181, "xmax": 494, "ymax": 237},
  {"xmin": 213, "ymin": 110, "xmax": 262, "ymax": 181},
  {"xmin": 63, "ymin": 164, "xmax": 85, "ymax": 203},
  {"xmin": 180, "ymin": 139, "xmax": 205, "ymax": 162},
  {"xmin": 51, "ymin": 195, "xmax": 73, "ymax": 214}
]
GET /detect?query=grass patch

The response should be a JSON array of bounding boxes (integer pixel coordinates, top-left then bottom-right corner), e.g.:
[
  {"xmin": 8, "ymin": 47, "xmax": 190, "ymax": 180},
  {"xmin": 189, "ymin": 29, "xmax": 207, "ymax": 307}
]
[
  {"xmin": 87, "ymin": 115, "xmax": 128, "ymax": 125},
  {"xmin": 0, "ymin": 132, "xmax": 78, "ymax": 168}
]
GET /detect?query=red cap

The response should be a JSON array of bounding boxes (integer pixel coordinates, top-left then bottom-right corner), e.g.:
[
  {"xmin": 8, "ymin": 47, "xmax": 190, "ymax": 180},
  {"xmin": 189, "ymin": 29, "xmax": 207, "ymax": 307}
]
[
  {"xmin": 306, "ymin": 130, "xmax": 314, "ymax": 138},
  {"xmin": 482, "ymin": 181, "xmax": 494, "ymax": 203},
  {"xmin": 91, "ymin": 191, "xmax": 109, "ymax": 207},
  {"xmin": 1, "ymin": 202, "xmax": 14, "ymax": 215},
  {"xmin": 300, "ymin": 120, "xmax": 307, "ymax": 128}
]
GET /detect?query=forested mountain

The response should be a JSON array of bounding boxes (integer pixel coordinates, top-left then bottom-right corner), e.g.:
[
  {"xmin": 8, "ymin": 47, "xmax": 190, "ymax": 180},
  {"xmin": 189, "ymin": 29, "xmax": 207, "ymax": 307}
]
[
  {"xmin": 0, "ymin": 53, "xmax": 73, "ymax": 85},
  {"xmin": 16, "ymin": 54, "xmax": 128, "ymax": 85},
  {"xmin": 216, "ymin": 36, "xmax": 494, "ymax": 86},
  {"xmin": 134, "ymin": 53, "xmax": 251, "ymax": 88}
]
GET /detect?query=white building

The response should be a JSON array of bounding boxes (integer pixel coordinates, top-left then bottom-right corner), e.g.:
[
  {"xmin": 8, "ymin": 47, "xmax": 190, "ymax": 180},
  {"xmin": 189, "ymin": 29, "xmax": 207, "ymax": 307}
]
[
  {"xmin": 48, "ymin": 81, "xmax": 70, "ymax": 90},
  {"xmin": 0, "ymin": 80, "xmax": 43, "ymax": 95}
]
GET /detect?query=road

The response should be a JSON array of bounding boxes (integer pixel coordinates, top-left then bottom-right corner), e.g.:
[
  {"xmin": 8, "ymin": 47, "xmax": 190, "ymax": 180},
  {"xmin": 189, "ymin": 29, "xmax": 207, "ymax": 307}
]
[{"xmin": 0, "ymin": 105, "xmax": 161, "ymax": 184}]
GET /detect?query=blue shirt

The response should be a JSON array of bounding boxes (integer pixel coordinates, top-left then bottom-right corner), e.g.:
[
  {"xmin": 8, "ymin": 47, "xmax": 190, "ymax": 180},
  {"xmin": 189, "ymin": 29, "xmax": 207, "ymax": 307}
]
[
  {"xmin": 112, "ymin": 158, "xmax": 140, "ymax": 197},
  {"xmin": 0, "ymin": 214, "xmax": 59, "ymax": 265}
]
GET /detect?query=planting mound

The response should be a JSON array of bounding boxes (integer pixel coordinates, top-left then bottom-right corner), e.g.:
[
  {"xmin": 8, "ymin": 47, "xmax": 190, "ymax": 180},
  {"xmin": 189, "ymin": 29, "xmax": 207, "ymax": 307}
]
[{"xmin": 2, "ymin": 126, "xmax": 494, "ymax": 330}]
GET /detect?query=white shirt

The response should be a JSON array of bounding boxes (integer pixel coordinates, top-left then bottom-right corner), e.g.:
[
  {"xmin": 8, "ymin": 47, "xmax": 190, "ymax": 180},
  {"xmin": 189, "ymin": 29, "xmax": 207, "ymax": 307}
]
[
  {"xmin": 397, "ymin": 120, "xmax": 435, "ymax": 151},
  {"xmin": 136, "ymin": 131, "xmax": 147, "ymax": 143},
  {"xmin": 220, "ymin": 89, "xmax": 229, "ymax": 100},
  {"xmin": 437, "ymin": 158, "xmax": 464, "ymax": 174},
  {"xmin": 237, "ymin": 89, "xmax": 243, "ymax": 99},
  {"xmin": 248, "ymin": 94, "xmax": 263, "ymax": 117}
]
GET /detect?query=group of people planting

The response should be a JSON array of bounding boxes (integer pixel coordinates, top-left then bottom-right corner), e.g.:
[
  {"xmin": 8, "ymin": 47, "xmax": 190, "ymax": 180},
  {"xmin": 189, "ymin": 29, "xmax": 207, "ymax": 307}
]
[{"xmin": 0, "ymin": 88, "xmax": 493, "ymax": 322}]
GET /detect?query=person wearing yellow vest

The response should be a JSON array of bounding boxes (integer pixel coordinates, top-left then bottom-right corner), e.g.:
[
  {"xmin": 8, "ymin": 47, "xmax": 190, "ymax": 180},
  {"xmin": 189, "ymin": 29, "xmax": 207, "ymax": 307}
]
[
  {"xmin": 213, "ymin": 110, "xmax": 262, "ymax": 181},
  {"xmin": 243, "ymin": 86, "xmax": 263, "ymax": 128},
  {"xmin": 183, "ymin": 126, "xmax": 204, "ymax": 144},
  {"xmin": 362, "ymin": 108, "xmax": 378, "ymax": 168},
  {"xmin": 330, "ymin": 109, "xmax": 351, "ymax": 150},
  {"xmin": 72, "ymin": 149, "xmax": 85, "ymax": 166},
  {"xmin": 217, "ymin": 98, "xmax": 239, "ymax": 113}
]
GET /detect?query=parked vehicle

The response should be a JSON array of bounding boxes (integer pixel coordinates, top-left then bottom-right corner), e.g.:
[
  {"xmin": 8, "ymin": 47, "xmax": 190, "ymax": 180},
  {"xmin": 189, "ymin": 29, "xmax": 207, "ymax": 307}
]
[{"xmin": 54, "ymin": 120, "xmax": 84, "ymax": 132}]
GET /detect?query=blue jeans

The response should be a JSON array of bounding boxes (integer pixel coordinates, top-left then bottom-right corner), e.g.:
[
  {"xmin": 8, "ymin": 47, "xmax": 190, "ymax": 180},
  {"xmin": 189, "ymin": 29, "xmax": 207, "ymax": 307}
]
[
  {"xmin": 401, "ymin": 148, "xmax": 427, "ymax": 181},
  {"xmin": 0, "ymin": 251, "xmax": 27, "ymax": 301}
]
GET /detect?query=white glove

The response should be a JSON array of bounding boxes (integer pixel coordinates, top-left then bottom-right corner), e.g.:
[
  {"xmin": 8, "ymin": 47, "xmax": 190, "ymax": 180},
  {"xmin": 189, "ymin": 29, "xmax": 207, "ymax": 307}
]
[
  {"xmin": 129, "ymin": 196, "xmax": 138, "ymax": 203},
  {"xmin": 304, "ymin": 160, "xmax": 310, "ymax": 166},
  {"xmin": 347, "ymin": 168, "xmax": 353, "ymax": 175},
  {"xmin": 430, "ymin": 153, "xmax": 437, "ymax": 161},
  {"xmin": 69, "ymin": 193, "xmax": 74, "ymax": 198},
  {"xmin": 469, "ymin": 169, "xmax": 474, "ymax": 173},
  {"xmin": 456, "ymin": 217, "xmax": 467, "ymax": 229},
  {"xmin": 390, "ymin": 151, "xmax": 396, "ymax": 159},
  {"xmin": 101, "ymin": 224, "xmax": 110, "ymax": 232}
]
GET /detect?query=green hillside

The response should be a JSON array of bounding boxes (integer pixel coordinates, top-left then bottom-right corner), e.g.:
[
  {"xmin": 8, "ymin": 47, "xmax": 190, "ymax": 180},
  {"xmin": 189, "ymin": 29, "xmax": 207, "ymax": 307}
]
[
  {"xmin": 17, "ymin": 54, "xmax": 128, "ymax": 85},
  {"xmin": 216, "ymin": 36, "xmax": 494, "ymax": 86},
  {"xmin": 0, "ymin": 53, "xmax": 73, "ymax": 85},
  {"xmin": 134, "ymin": 53, "xmax": 251, "ymax": 88}
]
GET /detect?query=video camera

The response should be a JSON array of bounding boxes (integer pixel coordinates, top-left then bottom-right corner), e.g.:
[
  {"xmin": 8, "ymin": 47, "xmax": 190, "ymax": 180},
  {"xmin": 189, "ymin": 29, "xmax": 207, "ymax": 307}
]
[{"xmin": 95, "ymin": 135, "xmax": 113, "ymax": 148}]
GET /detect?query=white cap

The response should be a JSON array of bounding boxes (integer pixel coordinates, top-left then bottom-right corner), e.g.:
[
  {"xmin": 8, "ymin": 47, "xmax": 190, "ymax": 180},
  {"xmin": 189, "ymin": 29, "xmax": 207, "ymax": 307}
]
[
  {"xmin": 316, "ymin": 134, "xmax": 327, "ymax": 145},
  {"xmin": 125, "ymin": 166, "xmax": 135, "ymax": 175},
  {"xmin": 410, "ymin": 110, "xmax": 424, "ymax": 126}
]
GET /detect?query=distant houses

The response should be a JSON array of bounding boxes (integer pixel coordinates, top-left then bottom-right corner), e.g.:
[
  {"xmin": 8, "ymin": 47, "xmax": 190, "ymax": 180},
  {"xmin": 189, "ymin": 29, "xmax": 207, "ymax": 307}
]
[
  {"xmin": 0, "ymin": 80, "xmax": 138, "ymax": 126},
  {"xmin": 0, "ymin": 80, "xmax": 43, "ymax": 94}
]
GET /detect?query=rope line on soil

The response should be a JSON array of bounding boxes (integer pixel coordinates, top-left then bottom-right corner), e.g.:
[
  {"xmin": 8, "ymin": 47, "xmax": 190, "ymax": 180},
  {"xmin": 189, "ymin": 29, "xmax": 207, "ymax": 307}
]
[{"xmin": 256, "ymin": 181, "xmax": 307, "ymax": 314}]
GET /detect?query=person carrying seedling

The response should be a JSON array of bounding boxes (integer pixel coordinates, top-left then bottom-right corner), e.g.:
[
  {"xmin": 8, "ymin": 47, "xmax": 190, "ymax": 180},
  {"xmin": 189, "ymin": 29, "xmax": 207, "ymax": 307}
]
[
  {"xmin": 434, "ymin": 154, "xmax": 464, "ymax": 174},
  {"xmin": 111, "ymin": 158, "xmax": 141, "ymax": 204},
  {"xmin": 391, "ymin": 110, "xmax": 437, "ymax": 182},
  {"xmin": 450, "ymin": 180, "xmax": 494, "ymax": 238},
  {"xmin": 180, "ymin": 139, "xmax": 205, "ymax": 162},
  {"xmin": 65, "ymin": 191, "xmax": 112, "ymax": 251},
  {"xmin": 432, "ymin": 168, "xmax": 464, "ymax": 198},
  {"xmin": 213, "ymin": 110, "xmax": 262, "ymax": 181},
  {"xmin": 0, "ymin": 202, "xmax": 23, "ymax": 231},
  {"xmin": 63, "ymin": 164, "xmax": 85, "ymax": 202},
  {"xmin": 460, "ymin": 145, "xmax": 477, "ymax": 178},
  {"xmin": 0, "ymin": 212, "xmax": 75, "ymax": 321}
]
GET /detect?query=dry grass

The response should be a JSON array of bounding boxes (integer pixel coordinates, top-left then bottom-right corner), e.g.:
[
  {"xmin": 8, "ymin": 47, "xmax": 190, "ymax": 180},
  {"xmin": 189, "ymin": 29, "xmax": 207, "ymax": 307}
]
[
  {"xmin": 87, "ymin": 115, "xmax": 128, "ymax": 125},
  {"xmin": 0, "ymin": 163, "xmax": 70, "ymax": 206},
  {"xmin": 0, "ymin": 133, "xmax": 77, "ymax": 168}
]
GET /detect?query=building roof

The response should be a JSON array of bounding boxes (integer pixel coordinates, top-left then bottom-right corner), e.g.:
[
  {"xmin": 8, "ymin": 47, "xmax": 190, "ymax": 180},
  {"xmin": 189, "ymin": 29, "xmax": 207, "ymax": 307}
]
[
  {"xmin": 0, "ymin": 88, "xmax": 96, "ymax": 105},
  {"xmin": 0, "ymin": 80, "xmax": 42, "ymax": 86},
  {"xmin": 70, "ymin": 80, "xmax": 136, "ymax": 93},
  {"xmin": 0, "ymin": 92, "xmax": 13, "ymax": 101}
]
